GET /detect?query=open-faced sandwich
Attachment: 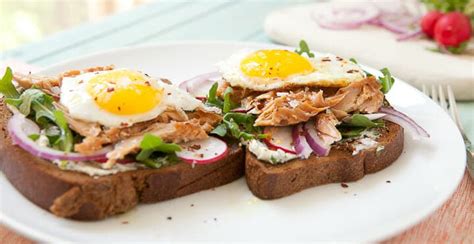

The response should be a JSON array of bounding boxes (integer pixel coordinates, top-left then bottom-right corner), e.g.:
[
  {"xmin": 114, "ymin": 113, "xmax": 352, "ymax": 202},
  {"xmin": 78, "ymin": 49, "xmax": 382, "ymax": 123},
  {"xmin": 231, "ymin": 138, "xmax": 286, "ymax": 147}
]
[
  {"xmin": 0, "ymin": 66, "xmax": 244, "ymax": 220},
  {"xmin": 181, "ymin": 41, "xmax": 429, "ymax": 199}
]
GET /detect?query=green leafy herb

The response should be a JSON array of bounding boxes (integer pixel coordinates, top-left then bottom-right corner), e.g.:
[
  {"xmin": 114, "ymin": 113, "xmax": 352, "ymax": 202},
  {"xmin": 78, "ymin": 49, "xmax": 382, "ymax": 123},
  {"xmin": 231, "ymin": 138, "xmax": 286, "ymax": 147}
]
[
  {"xmin": 270, "ymin": 156, "xmax": 279, "ymax": 164},
  {"xmin": 6, "ymin": 87, "xmax": 74, "ymax": 152},
  {"xmin": 211, "ymin": 123, "xmax": 227, "ymax": 137},
  {"xmin": 136, "ymin": 134, "xmax": 181, "ymax": 162},
  {"xmin": 140, "ymin": 154, "xmax": 180, "ymax": 169},
  {"xmin": 446, "ymin": 41, "xmax": 469, "ymax": 54},
  {"xmin": 28, "ymin": 134, "xmax": 40, "ymax": 141},
  {"xmin": 339, "ymin": 127, "xmax": 366, "ymax": 138},
  {"xmin": 211, "ymin": 113, "xmax": 267, "ymax": 141},
  {"xmin": 0, "ymin": 67, "xmax": 20, "ymax": 99},
  {"xmin": 206, "ymin": 82, "xmax": 224, "ymax": 108},
  {"xmin": 343, "ymin": 114, "xmax": 385, "ymax": 128},
  {"xmin": 222, "ymin": 86, "xmax": 238, "ymax": 113},
  {"xmin": 379, "ymin": 68, "xmax": 395, "ymax": 94},
  {"xmin": 421, "ymin": 0, "xmax": 469, "ymax": 12},
  {"xmin": 295, "ymin": 40, "xmax": 315, "ymax": 57},
  {"xmin": 349, "ymin": 58, "xmax": 358, "ymax": 64}
]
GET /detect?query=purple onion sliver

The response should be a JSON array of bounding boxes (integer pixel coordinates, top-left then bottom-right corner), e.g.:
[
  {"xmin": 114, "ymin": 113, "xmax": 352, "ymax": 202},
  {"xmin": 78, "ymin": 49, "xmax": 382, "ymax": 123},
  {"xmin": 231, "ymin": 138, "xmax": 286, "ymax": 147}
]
[
  {"xmin": 303, "ymin": 121, "xmax": 330, "ymax": 156},
  {"xmin": 380, "ymin": 107, "xmax": 429, "ymax": 137}
]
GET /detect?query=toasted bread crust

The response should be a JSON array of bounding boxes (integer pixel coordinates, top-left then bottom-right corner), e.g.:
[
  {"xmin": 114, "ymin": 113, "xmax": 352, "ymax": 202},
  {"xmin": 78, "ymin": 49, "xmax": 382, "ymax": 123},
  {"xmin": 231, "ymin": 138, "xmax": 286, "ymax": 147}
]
[
  {"xmin": 0, "ymin": 101, "xmax": 244, "ymax": 220},
  {"xmin": 245, "ymin": 122, "xmax": 404, "ymax": 199}
]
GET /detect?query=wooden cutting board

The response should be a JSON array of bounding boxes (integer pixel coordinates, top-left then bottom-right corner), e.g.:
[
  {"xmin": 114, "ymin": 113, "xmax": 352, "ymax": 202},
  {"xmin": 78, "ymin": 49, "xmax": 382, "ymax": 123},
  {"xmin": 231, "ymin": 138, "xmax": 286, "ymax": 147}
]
[{"xmin": 264, "ymin": 2, "xmax": 474, "ymax": 100}]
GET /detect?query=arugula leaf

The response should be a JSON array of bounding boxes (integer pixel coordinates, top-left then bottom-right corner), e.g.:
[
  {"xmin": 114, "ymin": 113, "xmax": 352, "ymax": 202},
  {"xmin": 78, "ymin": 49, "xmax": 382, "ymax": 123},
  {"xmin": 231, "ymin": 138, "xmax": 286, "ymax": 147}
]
[
  {"xmin": 211, "ymin": 123, "xmax": 227, "ymax": 137},
  {"xmin": 28, "ymin": 134, "xmax": 40, "ymax": 141},
  {"xmin": 140, "ymin": 154, "xmax": 180, "ymax": 169},
  {"xmin": 214, "ymin": 113, "xmax": 267, "ymax": 141},
  {"xmin": 222, "ymin": 86, "xmax": 237, "ymax": 113},
  {"xmin": 0, "ymin": 67, "xmax": 20, "ymax": 99},
  {"xmin": 349, "ymin": 58, "xmax": 358, "ymax": 64},
  {"xmin": 342, "ymin": 114, "xmax": 385, "ymax": 128},
  {"xmin": 295, "ymin": 40, "xmax": 315, "ymax": 57},
  {"xmin": 379, "ymin": 68, "xmax": 395, "ymax": 94},
  {"xmin": 53, "ymin": 111, "xmax": 74, "ymax": 152},
  {"xmin": 206, "ymin": 82, "xmax": 224, "ymax": 108},
  {"xmin": 339, "ymin": 127, "xmax": 366, "ymax": 138},
  {"xmin": 136, "ymin": 134, "xmax": 181, "ymax": 161}
]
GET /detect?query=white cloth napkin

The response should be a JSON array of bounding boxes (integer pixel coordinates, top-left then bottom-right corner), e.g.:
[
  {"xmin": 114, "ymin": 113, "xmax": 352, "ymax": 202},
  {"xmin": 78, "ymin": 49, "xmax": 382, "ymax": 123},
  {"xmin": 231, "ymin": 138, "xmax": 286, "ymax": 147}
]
[{"xmin": 264, "ymin": 2, "xmax": 474, "ymax": 100}]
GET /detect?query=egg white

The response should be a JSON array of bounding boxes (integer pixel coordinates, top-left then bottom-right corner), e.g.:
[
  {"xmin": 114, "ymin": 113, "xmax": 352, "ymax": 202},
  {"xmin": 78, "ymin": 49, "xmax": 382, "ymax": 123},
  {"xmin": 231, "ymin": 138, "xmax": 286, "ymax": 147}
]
[
  {"xmin": 217, "ymin": 49, "xmax": 366, "ymax": 91},
  {"xmin": 60, "ymin": 69, "xmax": 203, "ymax": 127}
]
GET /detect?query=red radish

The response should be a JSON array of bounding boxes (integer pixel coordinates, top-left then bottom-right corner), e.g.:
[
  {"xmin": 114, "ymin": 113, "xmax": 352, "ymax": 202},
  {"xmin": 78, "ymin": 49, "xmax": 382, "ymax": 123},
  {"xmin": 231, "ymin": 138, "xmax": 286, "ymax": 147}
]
[
  {"xmin": 434, "ymin": 12, "xmax": 472, "ymax": 47},
  {"xmin": 291, "ymin": 124, "xmax": 313, "ymax": 159},
  {"xmin": 176, "ymin": 136, "xmax": 228, "ymax": 165},
  {"xmin": 421, "ymin": 11, "xmax": 443, "ymax": 38},
  {"xmin": 263, "ymin": 127, "xmax": 297, "ymax": 154}
]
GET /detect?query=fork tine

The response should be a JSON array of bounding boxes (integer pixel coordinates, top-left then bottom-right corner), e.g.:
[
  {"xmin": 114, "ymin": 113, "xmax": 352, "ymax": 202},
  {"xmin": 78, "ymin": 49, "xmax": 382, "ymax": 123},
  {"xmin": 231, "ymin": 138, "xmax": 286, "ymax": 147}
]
[
  {"xmin": 438, "ymin": 85, "xmax": 448, "ymax": 112},
  {"xmin": 447, "ymin": 85, "xmax": 463, "ymax": 130},
  {"xmin": 431, "ymin": 84, "xmax": 439, "ymax": 105},
  {"xmin": 422, "ymin": 84, "xmax": 428, "ymax": 96}
]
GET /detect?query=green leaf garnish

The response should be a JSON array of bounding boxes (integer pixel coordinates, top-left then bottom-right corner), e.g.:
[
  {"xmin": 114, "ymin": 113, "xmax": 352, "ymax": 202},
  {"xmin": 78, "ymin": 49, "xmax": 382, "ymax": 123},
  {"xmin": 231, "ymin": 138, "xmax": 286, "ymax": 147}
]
[
  {"xmin": 379, "ymin": 68, "xmax": 395, "ymax": 94},
  {"xmin": 136, "ymin": 134, "xmax": 181, "ymax": 162},
  {"xmin": 140, "ymin": 154, "xmax": 180, "ymax": 169},
  {"xmin": 421, "ymin": 0, "xmax": 469, "ymax": 12},
  {"xmin": 206, "ymin": 82, "xmax": 224, "ymax": 108},
  {"xmin": 0, "ymin": 67, "xmax": 20, "ymax": 99},
  {"xmin": 222, "ymin": 86, "xmax": 238, "ymax": 113},
  {"xmin": 339, "ymin": 127, "xmax": 366, "ymax": 138},
  {"xmin": 295, "ymin": 40, "xmax": 315, "ymax": 57},
  {"xmin": 349, "ymin": 58, "xmax": 358, "ymax": 64},
  {"xmin": 28, "ymin": 134, "xmax": 40, "ymax": 141},
  {"xmin": 212, "ymin": 113, "xmax": 266, "ymax": 141},
  {"xmin": 343, "ymin": 114, "xmax": 385, "ymax": 128}
]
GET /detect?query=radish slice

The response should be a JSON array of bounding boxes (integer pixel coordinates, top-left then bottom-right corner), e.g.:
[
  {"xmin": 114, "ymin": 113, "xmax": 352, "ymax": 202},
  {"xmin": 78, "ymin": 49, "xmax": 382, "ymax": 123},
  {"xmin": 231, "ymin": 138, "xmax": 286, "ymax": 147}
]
[
  {"xmin": 292, "ymin": 124, "xmax": 313, "ymax": 159},
  {"xmin": 263, "ymin": 127, "xmax": 297, "ymax": 154},
  {"xmin": 179, "ymin": 72, "xmax": 221, "ymax": 97},
  {"xmin": 176, "ymin": 136, "xmax": 228, "ymax": 165},
  {"xmin": 7, "ymin": 114, "xmax": 112, "ymax": 162},
  {"xmin": 303, "ymin": 121, "xmax": 331, "ymax": 156}
]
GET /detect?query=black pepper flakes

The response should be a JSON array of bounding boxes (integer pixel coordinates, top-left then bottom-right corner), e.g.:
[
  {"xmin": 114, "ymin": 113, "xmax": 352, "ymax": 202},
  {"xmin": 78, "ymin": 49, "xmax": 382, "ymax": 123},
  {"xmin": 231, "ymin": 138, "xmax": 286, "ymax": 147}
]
[
  {"xmin": 167, "ymin": 216, "xmax": 172, "ymax": 220},
  {"xmin": 341, "ymin": 183, "xmax": 349, "ymax": 188},
  {"xmin": 386, "ymin": 180, "xmax": 391, "ymax": 183},
  {"xmin": 107, "ymin": 87, "xmax": 115, "ymax": 92}
]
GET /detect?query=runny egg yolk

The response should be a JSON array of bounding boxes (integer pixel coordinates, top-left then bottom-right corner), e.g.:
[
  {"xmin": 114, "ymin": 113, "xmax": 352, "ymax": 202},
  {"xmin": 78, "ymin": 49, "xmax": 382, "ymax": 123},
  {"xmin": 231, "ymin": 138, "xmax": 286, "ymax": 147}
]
[
  {"xmin": 86, "ymin": 70, "xmax": 163, "ymax": 115},
  {"xmin": 240, "ymin": 50, "xmax": 314, "ymax": 79}
]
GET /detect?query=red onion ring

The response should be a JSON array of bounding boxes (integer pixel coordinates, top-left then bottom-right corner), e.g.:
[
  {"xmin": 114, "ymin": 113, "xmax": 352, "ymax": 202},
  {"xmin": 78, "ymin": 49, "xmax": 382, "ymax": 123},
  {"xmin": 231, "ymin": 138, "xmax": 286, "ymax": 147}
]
[
  {"xmin": 303, "ymin": 121, "xmax": 330, "ymax": 156},
  {"xmin": 379, "ymin": 107, "xmax": 429, "ymax": 138},
  {"xmin": 312, "ymin": 5, "xmax": 380, "ymax": 30},
  {"xmin": 8, "ymin": 114, "xmax": 111, "ymax": 161},
  {"xmin": 179, "ymin": 72, "xmax": 222, "ymax": 97},
  {"xmin": 292, "ymin": 124, "xmax": 313, "ymax": 159}
]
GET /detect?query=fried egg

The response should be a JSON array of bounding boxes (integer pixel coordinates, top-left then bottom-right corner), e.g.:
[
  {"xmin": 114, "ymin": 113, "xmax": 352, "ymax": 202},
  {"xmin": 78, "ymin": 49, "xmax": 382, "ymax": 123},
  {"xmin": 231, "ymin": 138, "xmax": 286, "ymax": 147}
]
[
  {"xmin": 217, "ymin": 49, "xmax": 366, "ymax": 91},
  {"xmin": 60, "ymin": 69, "xmax": 203, "ymax": 127}
]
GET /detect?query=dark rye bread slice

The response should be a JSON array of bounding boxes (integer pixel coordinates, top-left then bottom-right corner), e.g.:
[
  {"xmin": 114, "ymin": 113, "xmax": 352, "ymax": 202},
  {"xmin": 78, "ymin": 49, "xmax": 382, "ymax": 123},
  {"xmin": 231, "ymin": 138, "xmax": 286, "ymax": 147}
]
[
  {"xmin": 0, "ymin": 101, "xmax": 244, "ymax": 220},
  {"xmin": 245, "ymin": 122, "xmax": 404, "ymax": 199}
]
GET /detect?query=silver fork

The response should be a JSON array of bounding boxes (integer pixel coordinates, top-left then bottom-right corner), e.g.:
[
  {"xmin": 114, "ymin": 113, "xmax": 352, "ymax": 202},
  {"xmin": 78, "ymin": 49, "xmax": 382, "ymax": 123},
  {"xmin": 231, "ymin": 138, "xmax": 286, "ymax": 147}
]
[{"xmin": 422, "ymin": 84, "xmax": 474, "ymax": 179}]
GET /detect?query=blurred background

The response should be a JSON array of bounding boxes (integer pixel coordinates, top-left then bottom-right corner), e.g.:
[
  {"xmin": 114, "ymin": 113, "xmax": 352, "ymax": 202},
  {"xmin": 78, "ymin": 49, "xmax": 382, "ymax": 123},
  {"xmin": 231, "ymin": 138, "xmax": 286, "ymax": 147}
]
[{"xmin": 1, "ymin": 0, "xmax": 152, "ymax": 51}]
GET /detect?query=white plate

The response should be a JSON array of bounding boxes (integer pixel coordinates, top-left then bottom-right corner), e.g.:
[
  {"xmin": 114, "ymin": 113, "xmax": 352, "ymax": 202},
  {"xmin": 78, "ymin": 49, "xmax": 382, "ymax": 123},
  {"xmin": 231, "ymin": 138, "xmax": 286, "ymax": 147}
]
[{"xmin": 0, "ymin": 41, "xmax": 466, "ymax": 242}]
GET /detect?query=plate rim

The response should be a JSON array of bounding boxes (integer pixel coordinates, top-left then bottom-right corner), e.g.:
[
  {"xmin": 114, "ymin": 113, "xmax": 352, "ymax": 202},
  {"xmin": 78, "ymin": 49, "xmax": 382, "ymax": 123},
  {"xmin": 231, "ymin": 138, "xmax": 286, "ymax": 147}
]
[{"xmin": 0, "ymin": 40, "xmax": 466, "ymax": 242}]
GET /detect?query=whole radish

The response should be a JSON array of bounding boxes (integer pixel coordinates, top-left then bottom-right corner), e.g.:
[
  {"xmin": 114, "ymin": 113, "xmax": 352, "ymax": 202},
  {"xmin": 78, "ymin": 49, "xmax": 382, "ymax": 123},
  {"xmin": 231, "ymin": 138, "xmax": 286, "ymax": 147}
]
[
  {"xmin": 433, "ymin": 12, "xmax": 472, "ymax": 47},
  {"xmin": 421, "ymin": 11, "xmax": 444, "ymax": 38}
]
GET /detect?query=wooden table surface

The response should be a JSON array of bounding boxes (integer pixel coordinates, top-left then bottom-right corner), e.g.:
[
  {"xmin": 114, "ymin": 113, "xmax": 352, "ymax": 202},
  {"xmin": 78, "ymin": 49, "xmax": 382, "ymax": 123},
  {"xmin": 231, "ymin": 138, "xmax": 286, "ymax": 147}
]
[{"xmin": 1, "ymin": 0, "xmax": 473, "ymax": 242}]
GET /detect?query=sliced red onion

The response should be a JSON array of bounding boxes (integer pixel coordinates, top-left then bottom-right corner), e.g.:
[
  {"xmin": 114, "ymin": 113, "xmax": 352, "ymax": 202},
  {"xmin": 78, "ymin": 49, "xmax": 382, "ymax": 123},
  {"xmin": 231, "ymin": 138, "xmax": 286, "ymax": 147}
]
[
  {"xmin": 302, "ymin": 121, "xmax": 330, "ymax": 156},
  {"xmin": 312, "ymin": 5, "xmax": 380, "ymax": 30},
  {"xmin": 396, "ymin": 29, "xmax": 422, "ymax": 41},
  {"xmin": 8, "ymin": 114, "xmax": 111, "ymax": 161},
  {"xmin": 379, "ymin": 107, "xmax": 429, "ymax": 138},
  {"xmin": 292, "ymin": 124, "xmax": 313, "ymax": 159},
  {"xmin": 263, "ymin": 127, "xmax": 296, "ymax": 154},
  {"xmin": 179, "ymin": 72, "xmax": 222, "ymax": 97},
  {"xmin": 378, "ymin": 13, "xmax": 419, "ymax": 34},
  {"xmin": 176, "ymin": 136, "xmax": 228, "ymax": 165}
]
